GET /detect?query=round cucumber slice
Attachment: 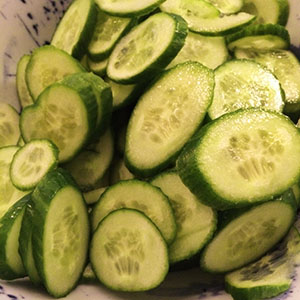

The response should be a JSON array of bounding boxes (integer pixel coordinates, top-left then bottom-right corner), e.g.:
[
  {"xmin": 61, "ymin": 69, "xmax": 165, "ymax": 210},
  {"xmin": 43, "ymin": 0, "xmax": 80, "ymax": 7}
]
[
  {"xmin": 177, "ymin": 108, "xmax": 300, "ymax": 210},
  {"xmin": 207, "ymin": 0, "xmax": 244, "ymax": 14},
  {"xmin": 90, "ymin": 208, "xmax": 169, "ymax": 291},
  {"xmin": 208, "ymin": 59, "xmax": 284, "ymax": 120},
  {"xmin": 107, "ymin": 12, "xmax": 188, "ymax": 84}
]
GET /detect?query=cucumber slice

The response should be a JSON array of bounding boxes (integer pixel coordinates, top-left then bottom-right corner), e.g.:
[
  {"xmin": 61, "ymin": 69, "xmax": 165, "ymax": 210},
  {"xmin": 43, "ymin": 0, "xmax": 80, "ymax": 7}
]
[
  {"xmin": 208, "ymin": 59, "xmax": 284, "ymax": 120},
  {"xmin": 107, "ymin": 12, "xmax": 188, "ymax": 84},
  {"xmin": 25, "ymin": 45, "xmax": 85, "ymax": 101},
  {"xmin": 20, "ymin": 74, "xmax": 98, "ymax": 163},
  {"xmin": 51, "ymin": 0, "xmax": 97, "ymax": 59},
  {"xmin": 95, "ymin": 0, "xmax": 165, "ymax": 17},
  {"xmin": 87, "ymin": 56, "xmax": 108, "ymax": 77},
  {"xmin": 200, "ymin": 190, "xmax": 296, "ymax": 273},
  {"xmin": 151, "ymin": 170, "xmax": 216, "ymax": 264},
  {"xmin": 0, "ymin": 194, "xmax": 30, "ymax": 280},
  {"xmin": 10, "ymin": 139, "xmax": 59, "ymax": 191},
  {"xmin": 160, "ymin": 0, "xmax": 255, "ymax": 35},
  {"xmin": 207, "ymin": 0, "xmax": 244, "ymax": 14},
  {"xmin": 91, "ymin": 179, "xmax": 176, "ymax": 245},
  {"xmin": 0, "ymin": 103, "xmax": 20, "ymax": 148},
  {"xmin": 90, "ymin": 208, "xmax": 169, "ymax": 291},
  {"xmin": 110, "ymin": 157, "xmax": 134, "ymax": 185},
  {"xmin": 125, "ymin": 61, "xmax": 214, "ymax": 177},
  {"xmin": 63, "ymin": 127, "xmax": 114, "ymax": 191},
  {"xmin": 241, "ymin": 0, "xmax": 289, "ymax": 26},
  {"xmin": 88, "ymin": 9, "xmax": 135, "ymax": 61},
  {"xmin": 16, "ymin": 54, "xmax": 34, "ymax": 108},
  {"xmin": 226, "ymin": 24, "xmax": 290, "ymax": 51},
  {"xmin": 167, "ymin": 32, "xmax": 228, "ymax": 70},
  {"xmin": 177, "ymin": 109, "xmax": 300, "ymax": 210},
  {"xmin": 225, "ymin": 221, "xmax": 300, "ymax": 300},
  {"xmin": 234, "ymin": 49, "xmax": 300, "ymax": 114},
  {"xmin": 83, "ymin": 187, "xmax": 107, "ymax": 205},
  {"xmin": 31, "ymin": 168, "xmax": 90, "ymax": 298}
]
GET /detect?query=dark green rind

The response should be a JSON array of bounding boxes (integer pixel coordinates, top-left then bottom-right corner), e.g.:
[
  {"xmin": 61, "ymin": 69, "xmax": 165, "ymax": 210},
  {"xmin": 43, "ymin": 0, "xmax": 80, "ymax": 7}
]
[
  {"xmin": 19, "ymin": 199, "xmax": 41, "ymax": 285},
  {"xmin": 0, "ymin": 194, "xmax": 31, "ymax": 280},
  {"xmin": 177, "ymin": 109, "xmax": 300, "ymax": 211},
  {"xmin": 31, "ymin": 168, "xmax": 89, "ymax": 298},
  {"xmin": 226, "ymin": 24, "xmax": 290, "ymax": 51},
  {"xmin": 277, "ymin": 0, "xmax": 290, "ymax": 26},
  {"xmin": 51, "ymin": 0, "xmax": 97, "ymax": 60},
  {"xmin": 107, "ymin": 13, "xmax": 188, "ymax": 84}
]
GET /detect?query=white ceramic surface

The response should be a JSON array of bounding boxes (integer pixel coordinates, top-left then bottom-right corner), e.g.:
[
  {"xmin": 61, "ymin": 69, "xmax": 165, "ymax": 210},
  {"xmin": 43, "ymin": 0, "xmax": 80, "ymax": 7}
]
[{"xmin": 0, "ymin": 0, "xmax": 300, "ymax": 299}]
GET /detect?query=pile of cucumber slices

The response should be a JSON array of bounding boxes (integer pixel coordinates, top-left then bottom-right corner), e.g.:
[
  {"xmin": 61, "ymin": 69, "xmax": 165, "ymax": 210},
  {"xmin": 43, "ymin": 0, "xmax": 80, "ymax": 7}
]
[{"xmin": 2, "ymin": 0, "xmax": 300, "ymax": 299}]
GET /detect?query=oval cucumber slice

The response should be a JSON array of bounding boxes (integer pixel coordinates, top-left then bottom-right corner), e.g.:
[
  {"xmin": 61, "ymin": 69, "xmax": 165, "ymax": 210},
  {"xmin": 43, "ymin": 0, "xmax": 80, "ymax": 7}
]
[
  {"xmin": 125, "ymin": 61, "xmax": 214, "ymax": 177},
  {"xmin": 208, "ymin": 59, "xmax": 284, "ymax": 120},
  {"xmin": 90, "ymin": 208, "xmax": 169, "ymax": 291},
  {"xmin": 91, "ymin": 179, "xmax": 176, "ymax": 245},
  {"xmin": 107, "ymin": 12, "xmax": 188, "ymax": 84},
  {"xmin": 177, "ymin": 109, "xmax": 300, "ymax": 210}
]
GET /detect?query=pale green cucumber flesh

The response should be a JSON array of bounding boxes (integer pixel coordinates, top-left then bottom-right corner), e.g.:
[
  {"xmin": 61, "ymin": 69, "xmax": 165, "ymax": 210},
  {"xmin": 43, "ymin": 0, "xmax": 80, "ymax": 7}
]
[
  {"xmin": 90, "ymin": 208, "xmax": 169, "ymax": 291},
  {"xmin": 91, "ymin": 179, "xmax": 176, "ymax": 245},
  {"xmin": 110, "ymin": 157, "xmax": 134, "ymax": 185},
  {"xmin": 206, "ymin": 0, "xmax": 244, "ymax": 14},
  {"xmin": 208, "ymin": 59, "xmax": 284, "ymax": 120},
  {"xmin": 87, "ymin": 57, "xmax": 108, "ymax": 76}
]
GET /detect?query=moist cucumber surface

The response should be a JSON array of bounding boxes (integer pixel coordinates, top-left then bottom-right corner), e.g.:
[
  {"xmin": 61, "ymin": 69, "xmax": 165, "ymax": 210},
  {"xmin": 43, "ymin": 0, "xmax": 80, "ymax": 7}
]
[{"xmin": 206, "ymin": 0, "xmax": 244, "ymax": 14}]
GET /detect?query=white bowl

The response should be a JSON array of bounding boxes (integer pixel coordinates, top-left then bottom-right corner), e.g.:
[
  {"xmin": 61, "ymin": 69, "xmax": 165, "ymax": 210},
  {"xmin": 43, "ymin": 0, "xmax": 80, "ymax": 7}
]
[{"xmin": 0, "ymin": 0, "xmax": 300, "ymax": 299}]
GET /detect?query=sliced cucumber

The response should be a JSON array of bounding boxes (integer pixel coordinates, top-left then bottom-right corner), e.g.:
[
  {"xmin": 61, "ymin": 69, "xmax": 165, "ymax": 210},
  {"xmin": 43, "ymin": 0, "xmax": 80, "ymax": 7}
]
[
  {"xmin": 63, "ymin": 127, "xmax": 114, "ymax": 191},
  {"xmin": 241, "ymin": 0, "xmax": 289, "ymax": 26},
  {"xmin": 83, "ymin": 187, "xmax": 107, "ymax": 205},
  {"xmin": 0, "ymin": 103, "xmax": 20, "ymax": 148},
  {"xmin": 167, "ymin": 32, "xmax": 228, "ymax": 70},
  {"xmin": 107, "ymin": 12, "xmax": 188, "ymax": 84},
  {"xmin": 177, "ymin": 109, "xmax": 300, "ymax": 210},
  {"xmin": 91, "ymin": 179, "xmax": 176, "ymax": 245},
  {"xmin": 16, "ymin": 54, "xmax": 34, "ymax": 108},
  {"xmin": 0, "ymin": 194, "xmax": 30, "ymax": 280},
  {"xmin": 95, "ymin": 0, "xmax": 165, "ymax": 17},
  {"xmin": 31, "ymin": 168, "xmax": 90, "ymax": 298},
  {"xmin": 25, "ymin": 45, "xmax": 85, "ymax": 101},
  {"xmin": 10, "ymin": 139, "xmax": 58, "ymax": 191},
  {"xmin": 207, "ymin": 0, "xmax": 244, "ymax": 14},
  {"xmin": 90, "ymin": 208, "xmax": 169, "ymax": 291},
  {"xmin": 208, "ymin": 59, "xmax": 284, "ymax": 120},
  {"xmin": 88, "ymin": 9, "xmax": 135, "ymax": 61},
  {"xmin": 110, "ymin": 157, "xmax": 134, "ymax": 185},
  {"xmin": 51, "ymin": 0, "xmax": 97, "ymax": 59},
  {"xmin": 125, "ymin": 61, "xmax": 214, "ymax": 177},
  {"xmin": 234, "ymin": 49, "xmax": 300, "ymax": 114},
  {"xmin": 20, "ymin": 74, "xmax": 99, "ymax": 163},
  {"xmin": 151, "ymin": 170, "xmax": 217, "ymax": 264},
  {"xmin": 87, "ymin": 56, "xmax": 108, "ymax": 77},
  {"xmin": 226, "ymin": 24, "xmax": 290, "ymax": 51},
  {"xmin": 200, "ymin": 190, "xmax": 296, "ymax": 273}
]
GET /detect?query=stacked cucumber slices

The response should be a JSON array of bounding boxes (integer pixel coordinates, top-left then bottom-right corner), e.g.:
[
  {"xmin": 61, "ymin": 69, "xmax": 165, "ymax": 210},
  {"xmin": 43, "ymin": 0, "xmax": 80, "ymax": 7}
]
[{"xmin": 2, "ymin": 0, "xmax": 300, "ymax": 298}]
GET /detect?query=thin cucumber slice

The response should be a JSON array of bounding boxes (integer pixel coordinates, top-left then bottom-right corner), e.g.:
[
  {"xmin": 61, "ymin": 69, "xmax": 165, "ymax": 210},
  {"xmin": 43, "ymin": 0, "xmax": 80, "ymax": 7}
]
[
  {"xmin": 226, "ymin": 24, "xmax": 290, "ymax": 51},
  {"xmin": 208, "ymin": 59, "xmax": 284, "ymax": 120},
  {"xmin": 225, "ymin": 223, "xmax": 300, "ymax": 300},
  {"xmin": 0, "ymin": 146, "xmax": 28, "ymax": 220},
  {"xmin": 91, "ymin": 179, "xmax": 177, "ymax": 245},
  {"xmin": 167, "ymin": 32, "xmax": 228, "ymax": 70},
  {"xmin": 241, "ymin": 0, "xmax": 289, "ymax": 26},
  {"xmin": 177, "ymin": 109, "xmax": 300, "ymax": 210},
  {"xmin": 83, "ymin": 187, "xmax": 107, "ymax": 205},
  {"xmin": 25, "ymin": 45, "xmax": 85, "ymax": 101},
  {"xmin": 19, "ymin": 199, "xmax": 41, "ymax": 285},
  {"xmin": 87, "ymin": 56, "xmax": 108, "ymax": 77},
  {"xmin": 10, "ymin": 139, "xmax": 59, "ymax": 191},
  {"xmin": 0, "ymin": 195, "xmax": 30, "ymax": 280},
  {"xmin": 160, "ymin": 0, "xmax": 255, "ymax": 35},
  {"xmin": 63, "ymin": 127, "xmax": 114, "ymax": 191},
  {"xmin": 51, "ymin": 0, "xmax": 97, "ymax": 59},
  {"xmin": 16, "ymin": 54, "xmax": 34, "ymax": 108},
  {"xmin": 107, "ymin": 12, "xmax": 188, "ymax": 84},
  {"xmin": 234, "ymin": 49, "xmax": 300, "ymax": 114},
  {"xmin": 200, "ymin": 190, "xmax": 296, "ymax": 273},
  {"xmin": 95, "ymin": 0, "xmax": 165, "ymax": 17},
  {"xmin": 125, "ymin": 61, "xmax": 214, "ymax": 178},
  {"xmin": 31, "ymin": 168, "xmax": 90, "ymax": 298},
  {"xmin": 88, "ymin": 9, "xmax": 135, "ymax": 61},
  {"xmin": 0, "ymin": 103, "xmax": 20, "ymax": 147},
  {"xmin": 90, "ymin": 208, "xmax": 169, "ymax": 291},
  {"xmin": 20, "ymin": 74, "xmax": 98, "ymax": 163},
  {"xmin": 206, "ymin": 0, "xmax": 244, "ymax": 14},
  {"xmin": 151, "ymin": 170, "xmax": 216, "ymax": 264},
  {"xmin": 110, "ymin": 157, "xmax": 134, "ymax": 185}
]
